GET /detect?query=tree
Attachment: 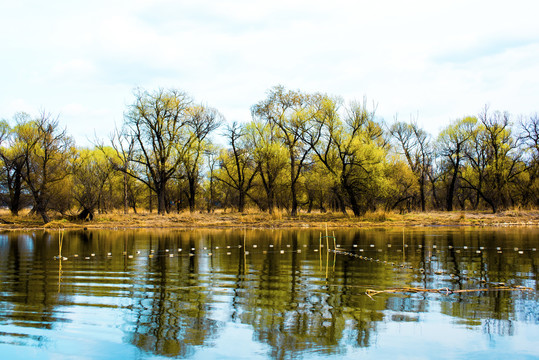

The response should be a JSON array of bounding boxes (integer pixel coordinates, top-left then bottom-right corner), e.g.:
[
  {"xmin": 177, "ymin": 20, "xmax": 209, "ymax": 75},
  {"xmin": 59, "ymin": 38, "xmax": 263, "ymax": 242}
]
[
  {"xmin": 305, "ymin": 96, "xmax": 386, "ymax": 216},
  {"xmin": 461, "ymin": 107, "xmax": 523, "ymax": 213},
  {"xmin": 0, "ymin": 114, "xmax": 30, "ymax": 215},
  {"xmin": 519, "ymin": 113, "xmax": 539, "ymax": 156},
  {"xmin": 303, "ymin": 159, "xmax": 333, "ymax": 213},
  {"xmin": 215, "ymin": 122, "xmax": 258, "ymax": 212},
  {"xmin": 202, "ymin": 144, "xmax": 220, "ymax": 213},
  {"xmin": 103, "ymin": 126, "xmax": 135, "ymax": 214},
  {"xmin": 252, "ymin": 86, "xmax": 316, "ymax": 216},
  {"xmin": 178, "ymin": 105, "xmax": 222, "ymax": 212},
  {"xmin": 436, "ymin": 116, "xmax": 476, "ymax": 211},
  {"xmin": 119, "ymin": 88, "xmax": 220, "ymax": 214},
  {"xmin": 518, "ymin": 113, "xmax": 539, "ymax": 206},
  {"xmin": 72, "ymin": 148, "xmax": 113, "ymax": 220},
  {"xmin": 18, "ymin": 112, "xmax": 75, "ymax": 223},
  {"xmin": 383, "ymin": 156, "xmax": 419, "ymax": 212},
  {"xmin": 245, "ymin": 120, "xmax": 288, "ymax": 214},
  {"xmin": 388, "ymin": 120, "xmax": 431, "ymax": 211}
]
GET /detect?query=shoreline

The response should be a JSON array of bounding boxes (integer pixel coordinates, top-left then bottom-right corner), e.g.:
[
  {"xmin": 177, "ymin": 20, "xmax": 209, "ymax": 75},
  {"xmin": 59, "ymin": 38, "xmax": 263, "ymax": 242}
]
[{"xmin": 1, "ymin": 210, "xmax": 538, "ymax": 231}]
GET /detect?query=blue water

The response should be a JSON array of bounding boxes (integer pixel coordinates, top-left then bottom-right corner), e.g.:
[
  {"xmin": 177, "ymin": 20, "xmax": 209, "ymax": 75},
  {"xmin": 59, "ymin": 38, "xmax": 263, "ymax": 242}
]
[{"xmin": 0, "ymin": 228, "xmax": 537, "ymax": 359}]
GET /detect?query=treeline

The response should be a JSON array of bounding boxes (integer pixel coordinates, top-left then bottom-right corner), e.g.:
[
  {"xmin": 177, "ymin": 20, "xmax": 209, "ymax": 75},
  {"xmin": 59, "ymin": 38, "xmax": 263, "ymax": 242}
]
[{"xmin": 1, "ymin": 86, "xmax": 538, "ymax": 223}]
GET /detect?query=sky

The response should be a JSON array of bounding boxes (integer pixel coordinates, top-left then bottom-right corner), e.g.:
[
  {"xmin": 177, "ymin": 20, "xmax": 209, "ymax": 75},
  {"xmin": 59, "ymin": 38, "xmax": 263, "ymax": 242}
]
[{"xmin": 1, "ymin": 0, "xmax": 538, "ymax": 146}]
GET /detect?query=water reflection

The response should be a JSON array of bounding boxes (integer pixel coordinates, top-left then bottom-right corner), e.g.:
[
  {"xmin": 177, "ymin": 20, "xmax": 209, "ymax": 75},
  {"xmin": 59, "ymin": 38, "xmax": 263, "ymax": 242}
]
[{"xmin": 0, "ymin": 228, "xmax": 537, "ymax": 359}]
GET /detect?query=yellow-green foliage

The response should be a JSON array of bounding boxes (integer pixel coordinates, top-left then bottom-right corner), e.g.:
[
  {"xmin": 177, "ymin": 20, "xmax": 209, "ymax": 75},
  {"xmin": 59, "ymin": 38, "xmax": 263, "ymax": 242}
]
[{"xmin": 382, "ymin": 156, "xmax": 419, "ymax": 211}]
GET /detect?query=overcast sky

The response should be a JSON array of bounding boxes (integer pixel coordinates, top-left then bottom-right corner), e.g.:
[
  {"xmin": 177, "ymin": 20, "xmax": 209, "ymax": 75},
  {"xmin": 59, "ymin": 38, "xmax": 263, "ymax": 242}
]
[{"xmin": 1, "ymin": 0, "xmax": 538, "ymax": 146}]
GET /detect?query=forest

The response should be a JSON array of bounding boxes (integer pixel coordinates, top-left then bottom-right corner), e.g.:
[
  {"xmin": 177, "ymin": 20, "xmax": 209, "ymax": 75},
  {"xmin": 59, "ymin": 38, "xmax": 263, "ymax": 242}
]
[{"xmin": 1, "ymin": 86, "xmax": 538, "ymax": 224}]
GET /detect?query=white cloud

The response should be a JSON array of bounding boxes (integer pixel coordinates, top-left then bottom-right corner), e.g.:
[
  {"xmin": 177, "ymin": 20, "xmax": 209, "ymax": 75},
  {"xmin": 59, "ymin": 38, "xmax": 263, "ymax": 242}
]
[
  {"xmin": 3, "ymin": 99, "xmax": 35, "ymax": 117},
  {"xmin": 51, "ymin": 59, "xmax": 97, "ymax": 79},
  {"xmin": 0, "ymin": 0, "xmax": 538, "ymax": 144}
]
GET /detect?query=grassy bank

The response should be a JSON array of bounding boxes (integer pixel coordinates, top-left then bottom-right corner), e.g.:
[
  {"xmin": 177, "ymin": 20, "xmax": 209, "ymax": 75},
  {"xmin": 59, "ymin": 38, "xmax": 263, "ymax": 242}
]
[{"xmin": 0, "ymin": 209, "xmax": 538, "ymax": 231}]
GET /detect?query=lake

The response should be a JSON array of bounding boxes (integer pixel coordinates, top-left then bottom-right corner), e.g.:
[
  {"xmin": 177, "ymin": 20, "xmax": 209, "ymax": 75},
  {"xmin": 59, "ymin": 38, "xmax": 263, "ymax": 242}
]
[{"xmin": 0, "ymin": 228, "xmax": 537, "ymax": 359}]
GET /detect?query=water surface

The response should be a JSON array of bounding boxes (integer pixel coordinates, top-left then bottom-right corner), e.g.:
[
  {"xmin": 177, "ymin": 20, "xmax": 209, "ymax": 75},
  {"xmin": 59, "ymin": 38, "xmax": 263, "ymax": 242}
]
[{"xmin": 0, "ymin": 228, "xmax": 537, "ymax": 359}]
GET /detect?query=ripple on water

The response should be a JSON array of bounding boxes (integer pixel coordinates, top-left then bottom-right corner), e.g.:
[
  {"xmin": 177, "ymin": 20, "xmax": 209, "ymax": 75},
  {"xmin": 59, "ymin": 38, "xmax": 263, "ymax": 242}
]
[{"xmin": 0, "ymin": 229, "xmax": 537, "ymax": 360}]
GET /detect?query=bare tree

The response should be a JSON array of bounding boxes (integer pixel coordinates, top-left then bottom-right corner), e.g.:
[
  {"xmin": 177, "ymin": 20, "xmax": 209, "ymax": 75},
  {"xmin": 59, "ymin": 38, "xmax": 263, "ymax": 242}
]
[
  {"xmin": 179, "ymin": 106, "xmax": 222, "ymax": 212},
  {"xmin": 215, "ymin": 122, "xmax": 258, "ymax": 212},
  {"xmin": 102, "ymin": 125, "xmax": 136, "ymax": 214},
  {"xmin": 120, "ymin": 88, "xmax": 199, "ymax": 214},
  {"xmin": 389, "ymin": 119, "xmax": 431, "ymax": 211},
  {"xmin": 519, "ymin": 113, "xmax": 539, "ymax": 159},
  {"xmin": 203, "ymin": 145, "xmax": 220, "ymax": 213},
  {"xmin": 517, "ymin": 114, "xmax": 539, "ymax": 205}
]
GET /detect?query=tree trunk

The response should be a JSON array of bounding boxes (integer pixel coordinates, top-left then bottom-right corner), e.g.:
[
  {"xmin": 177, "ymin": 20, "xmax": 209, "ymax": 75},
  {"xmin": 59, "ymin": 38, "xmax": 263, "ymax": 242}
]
[
  {"xmin": 78, "ymin": 208, "xmax": 94, "ymax": 221},
  {"xmin": 157, "ymin": 188, "xmax": 166, "ymax": 215},
  {"xmin": 123, "ymin": 172, "xmax": 128, "ymax": 214},
  {"xmin": 208, "ymin": 176, "xmax": 214, "ymax": 213},
  {"xmin": 290, "ymin": 189, "xmax": 298, "ymax": 216},
  {"xmin": 129, "ymin": 191, "xmax": 138, "ymax": 214},
  {"xmin": 7, "ymin": 161, "xmax": 23, "ymax": 216},
  {"xmin": 267, "ymin": 193, "xmax": 274, "ymax": 215},
  {"xmin": 38, "ymin": 207, "xmax": 50, "ymax": 224},
  {"xmin": 333, "ymin": 189, "xmax": 347, "ymax": 214},
  {"xmin": 307, "ymin": 197, "xmax": 313, "ymax": 213},
  {"xmin": 319, "ymin": 191, "xmax": 326, "ymax": 213},
  {"xmin": 343, "ymin": 183, "xmax": 361, "ymax": 217},
  {"xmin": 473, "ymin": 183, "xmax": 481, "ymax": 210},
  {"xmin": 289, "ymin": 154, "xmax": 298, "ymax": 216},
  {"xmin": 148, "ymin": 186, "xmax": 153, "ymax": 213},
  {"xmin": 188, "ymin": 176, "xmax": 196, "ymax": 213},
  {"xmin": 238, "ymin": 191, "xmax": 245, "ymax": 213},
  {"xmin": 9, "ymin": 175, "xmax": 21, "ymax": 216},
  {"xmin": 446, "ymin": 154, "xmax": 460, "ymax": 211},
  {"xmin": 419, "ymin": 176, "xmax": 426, "ymax": 212},
  {"xmin": 165, "ymin": 191, "xmax": 172, "ymax": 213},
  {"xmin": 430, "ymin": 177, "xmax": 440, "ymax": 209},
  {"xmin": 446, "ymin": 169, "xmax": 458, "ymax": 211},
  {"xmin": 458, "ymin": 195, "xmax": 466, "ymax": 210},
  {"xmin": 488, "ymin": 200, "xmax": 497, "ymax": 214}
]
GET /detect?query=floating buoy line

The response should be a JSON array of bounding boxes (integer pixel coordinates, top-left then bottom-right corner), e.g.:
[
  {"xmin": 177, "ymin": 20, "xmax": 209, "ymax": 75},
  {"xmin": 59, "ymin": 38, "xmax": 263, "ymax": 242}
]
[
  {"xmin": 51, "ymin": 223, "xmax": 537, "ymax": 293},
  {"xmin": 51, "ymin": 234, "xmax": 537, "ymax": 296},
  {"xmin": 51, "ymin": 239, "xmax": 537, "ymax": 300},
  {"xmin": 51, "ymin": 242, "xmax": 537, "ymax": 262},
  {"xmin": 44, "ymin": 225, "xmax": 537, "ymax": 300},
  {"xmin": 329, "ymin": 248, "xmax": 536, "ymax": 292}
]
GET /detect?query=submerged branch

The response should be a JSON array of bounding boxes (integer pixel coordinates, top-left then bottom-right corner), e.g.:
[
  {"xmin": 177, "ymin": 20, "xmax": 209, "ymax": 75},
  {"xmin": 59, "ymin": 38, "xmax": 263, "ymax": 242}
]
[{"xmin": 365, "ymin": 286, "xmax": 533, "ymax": 300}]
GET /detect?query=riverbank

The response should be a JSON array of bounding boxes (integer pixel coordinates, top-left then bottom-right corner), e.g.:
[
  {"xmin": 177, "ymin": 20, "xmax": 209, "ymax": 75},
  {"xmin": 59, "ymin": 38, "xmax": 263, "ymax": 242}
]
[{"xmin": 0, "ymin": 209, "xmax": 538, "ymax": 231}]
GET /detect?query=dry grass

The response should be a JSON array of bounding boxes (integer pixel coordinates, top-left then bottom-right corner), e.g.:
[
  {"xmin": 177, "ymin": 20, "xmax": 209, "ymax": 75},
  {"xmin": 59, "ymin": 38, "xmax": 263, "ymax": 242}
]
[
  {"xmin": 0, "ymin": 208, "xmax": 539, "ymax": 231},
  {"xmin": 362, "ymin": 210, "xmax": 391, "ymax": 223}
]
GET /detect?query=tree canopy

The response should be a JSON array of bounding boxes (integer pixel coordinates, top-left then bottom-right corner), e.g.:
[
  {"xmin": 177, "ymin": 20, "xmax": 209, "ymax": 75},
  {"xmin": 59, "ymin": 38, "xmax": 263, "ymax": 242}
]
[{"xmin": 1, "ymin": 86, "xmax": 538, "ymax": 223}]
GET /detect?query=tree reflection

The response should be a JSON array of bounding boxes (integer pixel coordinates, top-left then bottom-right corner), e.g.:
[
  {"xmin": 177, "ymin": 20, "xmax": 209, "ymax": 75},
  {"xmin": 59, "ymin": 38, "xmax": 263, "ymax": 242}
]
[
  {"xmin": 0, "ymin": 232, "xmax": 63, "ymax": 331},
  {"xmin": 0, "ymin": 228, "xmax": 536, "ymax": 358},
  {"xmin": 126, "ymin": 232, "xmax": 220, "ymax": 358},
  {"xmin": 222, "ymin": 231, "xmax": 384, "ymax": 357}
]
